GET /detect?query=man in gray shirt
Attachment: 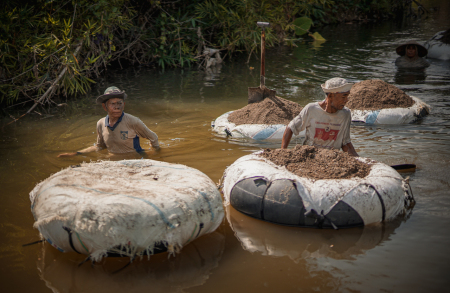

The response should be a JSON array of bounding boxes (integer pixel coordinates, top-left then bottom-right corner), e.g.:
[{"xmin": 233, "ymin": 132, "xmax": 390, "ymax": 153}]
[{"xmin": 58, "ymin": 86, "xmax": 159, "ymax": 157}]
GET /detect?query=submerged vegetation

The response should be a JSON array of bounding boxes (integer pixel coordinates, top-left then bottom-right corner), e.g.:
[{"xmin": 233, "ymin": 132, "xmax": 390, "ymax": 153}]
[{"xmin": 0, "ymin": 0, "xmax": 427, "ymax": 114}]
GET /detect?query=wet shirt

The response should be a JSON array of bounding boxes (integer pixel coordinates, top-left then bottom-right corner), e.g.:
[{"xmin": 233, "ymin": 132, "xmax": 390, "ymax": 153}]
[
  {"xmin": 395, "ymin": 56, "xmax": 430, "ymax": 68},
  {"xmin": 288, "ymin": 102, "xmax": 351, "ymax": 150},
  {"xmin": 96, "ymin": 112, "xmax": 159, "ymax": 153}
]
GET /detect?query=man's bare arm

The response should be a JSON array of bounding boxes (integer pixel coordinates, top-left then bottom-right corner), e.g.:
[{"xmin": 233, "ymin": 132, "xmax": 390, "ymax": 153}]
[
  {"xmin": 57, "ymin": 145, "xmax": 103, "ymax": 157},
  {"xmin": 281, "ymin": 127, "xmax": 293, "ymax": 149},
  {"xmin": 342, "ymin": 142, "xmax": 358, "ymax": 157}
]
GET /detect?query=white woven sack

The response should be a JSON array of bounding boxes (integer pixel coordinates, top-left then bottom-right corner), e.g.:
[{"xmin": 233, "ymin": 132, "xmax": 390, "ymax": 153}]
[
  {"xmin": 212, "ymin": 111, "xmax": 305, "ymax": 140},
  {"xmin": 351, "ymin": 96, "xmax": 430, "ymax": 124},
  {"xmin": 30, "ymin": 159, "xmax": 224, "ymax": 261},
  {"xmin": 222, "ymin": 152, "xmax": 411, "ymax": 225},
  {"xmin": 425, "ymin": 30, "xmax": 450, "ymax": 60}
]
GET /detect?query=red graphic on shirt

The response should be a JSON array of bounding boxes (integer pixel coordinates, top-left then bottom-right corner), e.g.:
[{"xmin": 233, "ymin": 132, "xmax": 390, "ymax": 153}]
[{"xmin": 314, "ymin": 127, "xmax": 339, "ymax": 141}]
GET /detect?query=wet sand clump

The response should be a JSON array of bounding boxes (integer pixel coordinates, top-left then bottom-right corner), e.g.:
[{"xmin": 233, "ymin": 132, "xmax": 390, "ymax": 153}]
[
  {"xmin": 259, "ymin": 145, "xmax": 371, "ymax": 180},
  {"xmin": 228, "ymin": 96, "xmax": 303, "ymax": 125},
  {"xmin": 346, "ymin": 79, "xmax": 414, "ymax": 110}
]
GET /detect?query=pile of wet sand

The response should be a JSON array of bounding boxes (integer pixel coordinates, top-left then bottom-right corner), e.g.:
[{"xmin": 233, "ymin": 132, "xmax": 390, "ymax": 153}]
[
  {"xmin": 259, "ymin": 145, "xmax": 371, "ymax": 180},
  {"xmin": 228, "ymin": 96, "xmax": 303, "ymax": 125},
  {"xmin": 346, "ymin": 79, "xmax": 414, "ymax": 110}
]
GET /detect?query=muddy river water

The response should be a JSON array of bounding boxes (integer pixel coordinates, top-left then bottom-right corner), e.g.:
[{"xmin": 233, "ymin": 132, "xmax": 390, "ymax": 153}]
[{"xmin": 1, "ymin": 4, "xmax": 450, "ymax": 293}]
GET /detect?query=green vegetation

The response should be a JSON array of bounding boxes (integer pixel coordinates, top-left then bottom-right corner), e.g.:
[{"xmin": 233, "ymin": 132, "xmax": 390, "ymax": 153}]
[
  {"xmin": 0, "ymin": 0, "xmax": 417, "ymax": 112},
  {"xmin": 1, "ymin": 0, "xmax": 135, "ymax": 112}
]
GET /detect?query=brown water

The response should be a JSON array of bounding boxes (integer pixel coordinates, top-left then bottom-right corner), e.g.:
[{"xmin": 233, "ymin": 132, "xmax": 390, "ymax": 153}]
[{"xmin": 2, "ymin": 3, "xmax": 450, "ymax": 292}]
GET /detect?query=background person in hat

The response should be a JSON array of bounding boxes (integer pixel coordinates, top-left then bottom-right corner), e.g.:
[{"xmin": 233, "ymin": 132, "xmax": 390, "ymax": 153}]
[
  {"xmin": 57, "ymin": 86, "xmax": 160, "ymax": 157},
  {"xmin": 395, "ymin": 41, "xmax": 430, "ymax": 69},
  {"xmin": 281, "ymin": 77, "xmax": 358, "ymax": 156}
]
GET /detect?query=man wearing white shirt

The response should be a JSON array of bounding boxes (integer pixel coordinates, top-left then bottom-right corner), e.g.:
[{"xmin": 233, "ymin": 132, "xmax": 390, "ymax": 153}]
[{"xmin": 281, "ymin": 77, "xmax": 358, "ymax": 157}]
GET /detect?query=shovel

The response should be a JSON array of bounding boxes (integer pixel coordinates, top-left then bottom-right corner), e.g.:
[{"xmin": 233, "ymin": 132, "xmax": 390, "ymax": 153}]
[
  {"xmin": 391, "ymin": 164, "xmax": 416, "ymax": 173},
  {"xmin": 248, "ymin": 22, "xmax": 276, "ymax": 104}
]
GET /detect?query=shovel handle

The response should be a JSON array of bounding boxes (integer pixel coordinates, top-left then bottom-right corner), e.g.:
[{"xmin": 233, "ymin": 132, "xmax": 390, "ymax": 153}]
[
  {"xmin": 260, "ymin": 29, "xmax": 266, "ymax": 87},
  {"xmin": 257, "ymin": 22, "xmax": 270, "ymax": 88}
]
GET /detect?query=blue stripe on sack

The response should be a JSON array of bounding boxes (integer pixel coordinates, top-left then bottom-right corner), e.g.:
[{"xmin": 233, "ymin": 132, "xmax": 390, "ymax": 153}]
[
  {"xmin": 365, "ymin": 111, "xmax": 380, "ymax": 124},
  {"xmin": 46, "ymin": 237, "xmax": 65, "ymax": 252},
  {"xmin": 199, "ymin": 191, "xmax": 215, "ymax": 220},
  {"xmin": 133, "ymin": 136, "xmax": 143, "ymax": 152},
  {"xmin": 252, "ymin": 125, "xmax": 283, "ymax": 140}
]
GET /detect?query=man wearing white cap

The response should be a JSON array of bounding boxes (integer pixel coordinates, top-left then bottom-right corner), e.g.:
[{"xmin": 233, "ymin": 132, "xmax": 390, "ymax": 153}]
[
  {"xmin": 281, "ymin": 78, "xmax": 358, "ymax": 156},
  {"xmin": 58, "ymin": 86, "xmax": 159, "ymax": 157}
]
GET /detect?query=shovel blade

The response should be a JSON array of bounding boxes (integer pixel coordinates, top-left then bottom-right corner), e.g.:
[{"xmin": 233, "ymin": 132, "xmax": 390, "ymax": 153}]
[
  {"xmin": 391, "ymin": 164, "xmax": 416, "ymax": 173},
  {"xmin": 248, "ymin": 87, "xmax": 276, "ymax": 104}
]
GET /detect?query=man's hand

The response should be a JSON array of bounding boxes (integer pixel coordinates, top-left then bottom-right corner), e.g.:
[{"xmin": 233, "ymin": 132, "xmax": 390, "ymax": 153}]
[
  {"xmin": 342, "ymin": 143, "xmax": 358, "ymax": 157},
  {"xmin": 57, "ymin": 152, "xmax": 78, "ymax": 158}
]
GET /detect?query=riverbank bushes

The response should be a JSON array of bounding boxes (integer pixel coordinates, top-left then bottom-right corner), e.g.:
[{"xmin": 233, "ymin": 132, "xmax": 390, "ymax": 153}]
[{"xmin": 0, "ymin": 0, "xmax": 423, "ymax": 113}]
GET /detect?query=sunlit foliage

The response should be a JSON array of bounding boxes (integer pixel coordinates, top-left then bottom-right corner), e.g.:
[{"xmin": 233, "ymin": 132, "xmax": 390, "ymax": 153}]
[{"xmin": 0, "ymin": 0, "xmax": 405, "ymax": 109}]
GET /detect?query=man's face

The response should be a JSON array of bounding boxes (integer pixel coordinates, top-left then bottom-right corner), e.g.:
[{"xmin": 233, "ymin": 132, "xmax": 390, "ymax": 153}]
[
  {"xmin": 406, "ymin": 46, "xmax": 416, "ymax": 58},
  {"xmin": 330, "ymin": 92, "xmax": 350, "ymax": 111},
  {"xmin": 102, "ymin": 97, "xmax": 125, "ymax": 119}
]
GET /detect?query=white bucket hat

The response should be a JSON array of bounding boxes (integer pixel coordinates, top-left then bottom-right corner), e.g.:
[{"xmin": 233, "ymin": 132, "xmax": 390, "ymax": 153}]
[{"xmin": 321, "ymin": 78, "xmax": 353, "ymax": 93}]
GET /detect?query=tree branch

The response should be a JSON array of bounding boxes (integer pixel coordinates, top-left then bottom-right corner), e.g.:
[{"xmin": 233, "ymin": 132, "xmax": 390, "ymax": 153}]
[{"xmin": 26, "ymin": 42, "xmax": 83, "ymax": 114}]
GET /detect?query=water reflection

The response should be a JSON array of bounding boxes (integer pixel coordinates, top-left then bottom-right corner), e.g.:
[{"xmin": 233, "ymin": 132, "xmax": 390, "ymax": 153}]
[
  {"xmin": 37, "ymin": 232, "xmax": 224, "ymax": 293},
  {"xmin": 292, "ymin": 43, "xmax": 315, "ymax": 60},
  {"xmin": 226, "ymin": 205, "xmax": 409, "ymax": 263},
  {"xmin": 204, "ymin": 63, "xmax": 223, "ymax": 83},
  {"xmin": 394, "ymin": 68, "xmax": 427, "ymax": 84}
]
